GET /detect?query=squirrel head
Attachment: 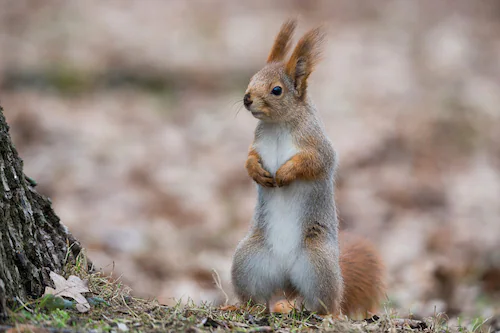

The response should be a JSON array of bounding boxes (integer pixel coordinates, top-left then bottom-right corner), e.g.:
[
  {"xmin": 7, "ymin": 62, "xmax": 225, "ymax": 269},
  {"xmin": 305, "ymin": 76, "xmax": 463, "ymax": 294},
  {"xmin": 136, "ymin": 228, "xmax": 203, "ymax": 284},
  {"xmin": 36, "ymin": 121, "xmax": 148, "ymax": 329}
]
[{"xmin": 243, "ymin": 19, "xmax": 325, "ymax": 122}]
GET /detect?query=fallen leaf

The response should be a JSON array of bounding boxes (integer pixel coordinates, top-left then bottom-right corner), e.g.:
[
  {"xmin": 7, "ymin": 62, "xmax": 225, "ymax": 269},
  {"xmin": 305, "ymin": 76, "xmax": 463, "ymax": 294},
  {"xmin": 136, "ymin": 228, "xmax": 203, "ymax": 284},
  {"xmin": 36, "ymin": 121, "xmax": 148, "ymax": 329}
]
[
  {"xmin": 43, "ymin": 271, "xmax": 90, "ymax": 313},
  {"xmin": 219, "ymin": 305, "xmax": 239, "ymax": 311}
]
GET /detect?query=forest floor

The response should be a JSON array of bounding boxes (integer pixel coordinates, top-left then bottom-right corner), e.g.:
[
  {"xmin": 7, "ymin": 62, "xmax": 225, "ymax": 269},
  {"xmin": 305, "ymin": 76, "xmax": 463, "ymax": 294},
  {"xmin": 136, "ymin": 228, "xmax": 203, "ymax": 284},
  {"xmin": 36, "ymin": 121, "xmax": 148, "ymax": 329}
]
[{"xmin": 0, "ymin": 256, "xmax": 491, "ymax": 333}]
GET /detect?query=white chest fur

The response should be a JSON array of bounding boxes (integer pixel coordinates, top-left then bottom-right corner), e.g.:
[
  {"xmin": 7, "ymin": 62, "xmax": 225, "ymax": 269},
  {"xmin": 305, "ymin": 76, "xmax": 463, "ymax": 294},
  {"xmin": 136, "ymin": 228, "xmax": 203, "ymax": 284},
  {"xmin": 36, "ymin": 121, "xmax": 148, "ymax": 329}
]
[
  {"xmin": 254, "ymin": 124, "xmax": 309, "ymax": 260},
  {"xmin": 255, "ymin": 124, "xmax": 299, "ymax": 175}
]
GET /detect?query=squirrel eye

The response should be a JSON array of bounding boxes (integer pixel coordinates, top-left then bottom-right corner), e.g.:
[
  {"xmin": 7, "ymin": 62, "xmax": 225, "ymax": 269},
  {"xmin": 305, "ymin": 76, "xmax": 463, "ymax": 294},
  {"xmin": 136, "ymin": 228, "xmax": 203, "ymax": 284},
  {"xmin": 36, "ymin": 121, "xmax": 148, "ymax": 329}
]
[{"xmin": 271, "ymin": 86, "xmax": 282, "ymax": 96}]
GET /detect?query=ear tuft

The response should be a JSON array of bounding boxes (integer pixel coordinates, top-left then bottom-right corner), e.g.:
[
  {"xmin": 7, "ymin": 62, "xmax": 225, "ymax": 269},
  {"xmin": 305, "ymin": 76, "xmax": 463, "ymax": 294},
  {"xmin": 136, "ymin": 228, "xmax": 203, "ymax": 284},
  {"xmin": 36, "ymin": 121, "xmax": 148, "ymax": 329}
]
[
  {"xmin": 267, "ymin": 19, "xmax": 297, "ymax": 63},
  {"xmin": 285, "ymin": 26, "xmax": 326, "ymax": 98}
]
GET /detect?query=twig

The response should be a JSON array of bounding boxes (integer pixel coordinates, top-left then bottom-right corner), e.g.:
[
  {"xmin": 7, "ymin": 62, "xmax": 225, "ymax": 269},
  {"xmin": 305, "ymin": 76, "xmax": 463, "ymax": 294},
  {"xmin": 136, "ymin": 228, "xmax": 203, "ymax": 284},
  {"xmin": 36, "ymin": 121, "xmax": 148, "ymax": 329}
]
[
  {"xmin": 211, "ymin": 269, "xmax": 229, "ymax": 306},
  {"xmin": 14, "ymin": 296, "xmax": 34, "ymax": 313}
]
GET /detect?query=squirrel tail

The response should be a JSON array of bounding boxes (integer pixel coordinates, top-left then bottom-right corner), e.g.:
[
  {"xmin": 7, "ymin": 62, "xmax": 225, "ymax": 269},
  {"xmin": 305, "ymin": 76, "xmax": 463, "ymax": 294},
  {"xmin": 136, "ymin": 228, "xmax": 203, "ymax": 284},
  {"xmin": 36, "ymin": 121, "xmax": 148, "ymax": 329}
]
[
  {"xmin": 271, "ymin": 232, "xmax": 386, "ymax": 317},
  {"xmin": 339, "ymin": 232, "xmax": 386, "ymax": 318}
]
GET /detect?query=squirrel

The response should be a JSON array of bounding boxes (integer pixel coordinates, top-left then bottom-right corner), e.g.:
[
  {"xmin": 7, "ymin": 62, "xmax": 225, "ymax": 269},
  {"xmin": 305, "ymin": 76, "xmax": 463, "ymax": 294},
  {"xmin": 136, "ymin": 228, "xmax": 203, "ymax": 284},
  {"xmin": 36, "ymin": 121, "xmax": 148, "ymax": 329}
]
[{"xmin": 230, "ymin": 19, "xmax": 386, "ymax": 317}]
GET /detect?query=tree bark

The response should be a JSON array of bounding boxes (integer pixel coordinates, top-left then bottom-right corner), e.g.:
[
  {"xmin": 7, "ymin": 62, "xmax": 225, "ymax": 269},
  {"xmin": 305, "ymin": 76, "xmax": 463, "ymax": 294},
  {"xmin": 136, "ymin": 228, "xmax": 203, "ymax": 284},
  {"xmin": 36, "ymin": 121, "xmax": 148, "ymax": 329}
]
[{"xmin": 0, "ymin": 106, "xmax": 82, "ymax": 319}]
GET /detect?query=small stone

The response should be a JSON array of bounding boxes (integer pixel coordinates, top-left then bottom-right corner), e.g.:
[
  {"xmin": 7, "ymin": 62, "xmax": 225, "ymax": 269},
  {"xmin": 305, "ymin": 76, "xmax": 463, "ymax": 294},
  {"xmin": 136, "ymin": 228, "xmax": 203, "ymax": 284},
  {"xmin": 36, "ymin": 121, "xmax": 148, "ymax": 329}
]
[{"xmin": 116, "ymin": 323, "xmax": 129, "ymax": 332}]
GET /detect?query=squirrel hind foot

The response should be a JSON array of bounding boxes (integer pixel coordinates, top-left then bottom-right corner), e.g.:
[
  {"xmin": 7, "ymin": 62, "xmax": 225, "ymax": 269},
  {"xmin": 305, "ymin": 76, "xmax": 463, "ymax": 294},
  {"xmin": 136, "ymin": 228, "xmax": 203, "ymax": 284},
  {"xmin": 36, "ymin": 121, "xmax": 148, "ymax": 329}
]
[{"xmin": 271, "ymin": 299, "xmax": 296, "ymax": 314}]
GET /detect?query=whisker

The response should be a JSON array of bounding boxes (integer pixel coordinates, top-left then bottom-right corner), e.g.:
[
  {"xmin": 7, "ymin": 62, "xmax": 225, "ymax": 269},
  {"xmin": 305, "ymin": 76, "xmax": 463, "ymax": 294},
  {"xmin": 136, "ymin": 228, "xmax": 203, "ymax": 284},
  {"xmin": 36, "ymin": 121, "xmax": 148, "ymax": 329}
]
[
  {"xmin": 222, "ymin": 98, "xmax": 244, "ymax": 111},
  {"xmin": 231, "ymin": 99, "xmax": 243, "ymax": 107},
  {"xmin": 230, "ymin": 100, "xmax": 244, "ymax": 113},
  {"xmin": 234, "ymin": 103, "xmax": 245, "ymax": 119}
]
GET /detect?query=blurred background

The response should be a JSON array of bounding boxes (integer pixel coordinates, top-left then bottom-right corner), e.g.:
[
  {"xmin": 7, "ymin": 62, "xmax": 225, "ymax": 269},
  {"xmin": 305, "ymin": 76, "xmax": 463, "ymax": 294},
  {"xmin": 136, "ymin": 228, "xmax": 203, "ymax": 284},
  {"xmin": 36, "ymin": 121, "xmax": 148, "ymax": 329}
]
[{"xmin": 1, "ymin": 0, "xmax": 500, "ymax": 320}]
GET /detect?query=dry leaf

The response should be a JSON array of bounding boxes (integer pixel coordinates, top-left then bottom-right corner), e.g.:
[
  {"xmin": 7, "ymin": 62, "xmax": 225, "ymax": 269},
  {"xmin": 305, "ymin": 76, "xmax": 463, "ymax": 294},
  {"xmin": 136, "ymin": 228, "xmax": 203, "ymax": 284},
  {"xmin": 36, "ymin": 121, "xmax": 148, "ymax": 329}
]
[
  {"xmin": 219, "ymin": 305, "xmax": 239, "ymax": 311},
  {"xmin": 43, "ymin": 271, "xmax": 90, "ymax": 313}
]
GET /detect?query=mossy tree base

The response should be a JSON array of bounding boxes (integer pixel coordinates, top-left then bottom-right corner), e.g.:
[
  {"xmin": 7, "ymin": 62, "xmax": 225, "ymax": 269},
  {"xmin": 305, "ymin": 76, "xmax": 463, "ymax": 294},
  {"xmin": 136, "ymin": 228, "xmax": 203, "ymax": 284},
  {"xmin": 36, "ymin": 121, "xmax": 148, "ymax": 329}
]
[{"xmin": 0, "ymin": 106, "xmax": 82, "ymax": 319}]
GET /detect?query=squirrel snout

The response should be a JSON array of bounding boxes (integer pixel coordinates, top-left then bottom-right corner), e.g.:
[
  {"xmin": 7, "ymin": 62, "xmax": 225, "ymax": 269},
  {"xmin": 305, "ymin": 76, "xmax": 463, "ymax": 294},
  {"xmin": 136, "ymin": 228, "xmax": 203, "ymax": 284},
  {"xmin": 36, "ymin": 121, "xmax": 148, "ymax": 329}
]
[{"xmin": 243, "ymin": 93, "xmax": 253, "ymax": 108}]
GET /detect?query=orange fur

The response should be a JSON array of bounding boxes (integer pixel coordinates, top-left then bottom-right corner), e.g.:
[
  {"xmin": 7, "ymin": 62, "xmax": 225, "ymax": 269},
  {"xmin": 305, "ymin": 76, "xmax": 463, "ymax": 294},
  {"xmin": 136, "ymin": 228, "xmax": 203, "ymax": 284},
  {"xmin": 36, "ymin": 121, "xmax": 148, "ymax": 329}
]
[
  {"xmin": 285, "ymin": 26, "xmax": 325, "ymax": 98},
  {"xmin": 272, "ymin": 299, "xmax": 296, "ymax": 313},
  {"xmin": 275, "ymin": 149, "xmax": 325, "ymax": 186},
  {"xmin": 267, "ymin": 19, "xmax": 297, "ymax": 63},
  {"xmin": 246, "ymin": 147, "xmax": 275, "ymax": 187},
  {"xmin": 339, "ymin": 233, "xmax": 386, "ymax": 317}
]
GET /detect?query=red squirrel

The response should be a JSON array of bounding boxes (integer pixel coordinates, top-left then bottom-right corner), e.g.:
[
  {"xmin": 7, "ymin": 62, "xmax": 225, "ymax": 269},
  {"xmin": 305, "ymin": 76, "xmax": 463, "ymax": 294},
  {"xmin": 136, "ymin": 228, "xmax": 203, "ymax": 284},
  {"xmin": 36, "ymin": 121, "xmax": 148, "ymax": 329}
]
[{"xmin": 231, "ymin": 19, "xmax": 386, "ymax": 317}]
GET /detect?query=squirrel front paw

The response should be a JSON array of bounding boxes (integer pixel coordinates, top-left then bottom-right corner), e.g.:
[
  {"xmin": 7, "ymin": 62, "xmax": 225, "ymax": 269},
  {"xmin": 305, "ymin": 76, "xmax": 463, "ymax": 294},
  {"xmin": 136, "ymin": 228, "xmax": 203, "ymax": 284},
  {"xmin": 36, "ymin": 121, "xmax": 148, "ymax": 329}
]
[
  {"xmin": 246, "ymin": 158, "xmax": 276, "ymax": 188},
  {"xmin": 275, "ymin": 161, "xmax": 296, "ymax": 187}
]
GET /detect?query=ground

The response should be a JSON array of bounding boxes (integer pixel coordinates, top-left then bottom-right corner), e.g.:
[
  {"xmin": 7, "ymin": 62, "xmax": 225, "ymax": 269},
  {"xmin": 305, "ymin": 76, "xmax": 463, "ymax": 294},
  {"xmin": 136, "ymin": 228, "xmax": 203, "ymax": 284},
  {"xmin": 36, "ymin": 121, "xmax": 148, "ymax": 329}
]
[{"xmin": 1, "ymin": 255, "xmax": 494, "ymax": 333}]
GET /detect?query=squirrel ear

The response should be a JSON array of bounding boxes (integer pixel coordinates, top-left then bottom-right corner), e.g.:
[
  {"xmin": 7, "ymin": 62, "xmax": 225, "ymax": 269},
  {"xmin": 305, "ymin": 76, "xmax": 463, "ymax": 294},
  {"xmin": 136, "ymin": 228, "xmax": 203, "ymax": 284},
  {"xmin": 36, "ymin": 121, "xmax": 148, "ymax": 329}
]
[
  {"xmin": 285, "ymin": 26, "xmax": 325, "ymax": 99},
  {"xmin": 267, "ymin": 19, "xmax": 297, "ymax": 63}
]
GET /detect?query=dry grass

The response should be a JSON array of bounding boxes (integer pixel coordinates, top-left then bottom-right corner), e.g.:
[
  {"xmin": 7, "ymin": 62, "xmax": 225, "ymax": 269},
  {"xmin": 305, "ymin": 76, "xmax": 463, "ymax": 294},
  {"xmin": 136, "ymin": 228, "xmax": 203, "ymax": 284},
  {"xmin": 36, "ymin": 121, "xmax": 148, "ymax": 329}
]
[{"xmin": 2, "ymin": 252, "xmax": 493, "ymax": 333}]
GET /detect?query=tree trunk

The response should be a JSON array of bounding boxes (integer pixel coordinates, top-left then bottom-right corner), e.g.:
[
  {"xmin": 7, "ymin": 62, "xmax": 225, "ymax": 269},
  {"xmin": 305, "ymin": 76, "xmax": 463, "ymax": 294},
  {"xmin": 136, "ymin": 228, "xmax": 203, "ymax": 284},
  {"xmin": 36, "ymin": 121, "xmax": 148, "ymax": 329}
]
[{"xmin": 0, "ymin": 106, "xmax": 82, "ymax": 319}]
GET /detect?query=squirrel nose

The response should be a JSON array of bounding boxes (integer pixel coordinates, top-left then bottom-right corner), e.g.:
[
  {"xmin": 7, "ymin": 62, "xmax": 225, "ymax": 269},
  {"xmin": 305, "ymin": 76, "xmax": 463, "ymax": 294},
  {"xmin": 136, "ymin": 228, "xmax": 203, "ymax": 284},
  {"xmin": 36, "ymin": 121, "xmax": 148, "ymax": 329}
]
[{"xmin": 243, "ymin": 93, "xmax": 253, "ymax": 107}]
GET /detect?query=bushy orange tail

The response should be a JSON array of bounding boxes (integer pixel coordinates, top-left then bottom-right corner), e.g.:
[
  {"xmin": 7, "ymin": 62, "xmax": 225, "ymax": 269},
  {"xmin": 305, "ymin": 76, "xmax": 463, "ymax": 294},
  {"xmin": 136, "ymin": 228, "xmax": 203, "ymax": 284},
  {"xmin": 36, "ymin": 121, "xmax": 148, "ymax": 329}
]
[{"xmin": 339, "ymin": 232, "xmax": 386, "ymax": 318}]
